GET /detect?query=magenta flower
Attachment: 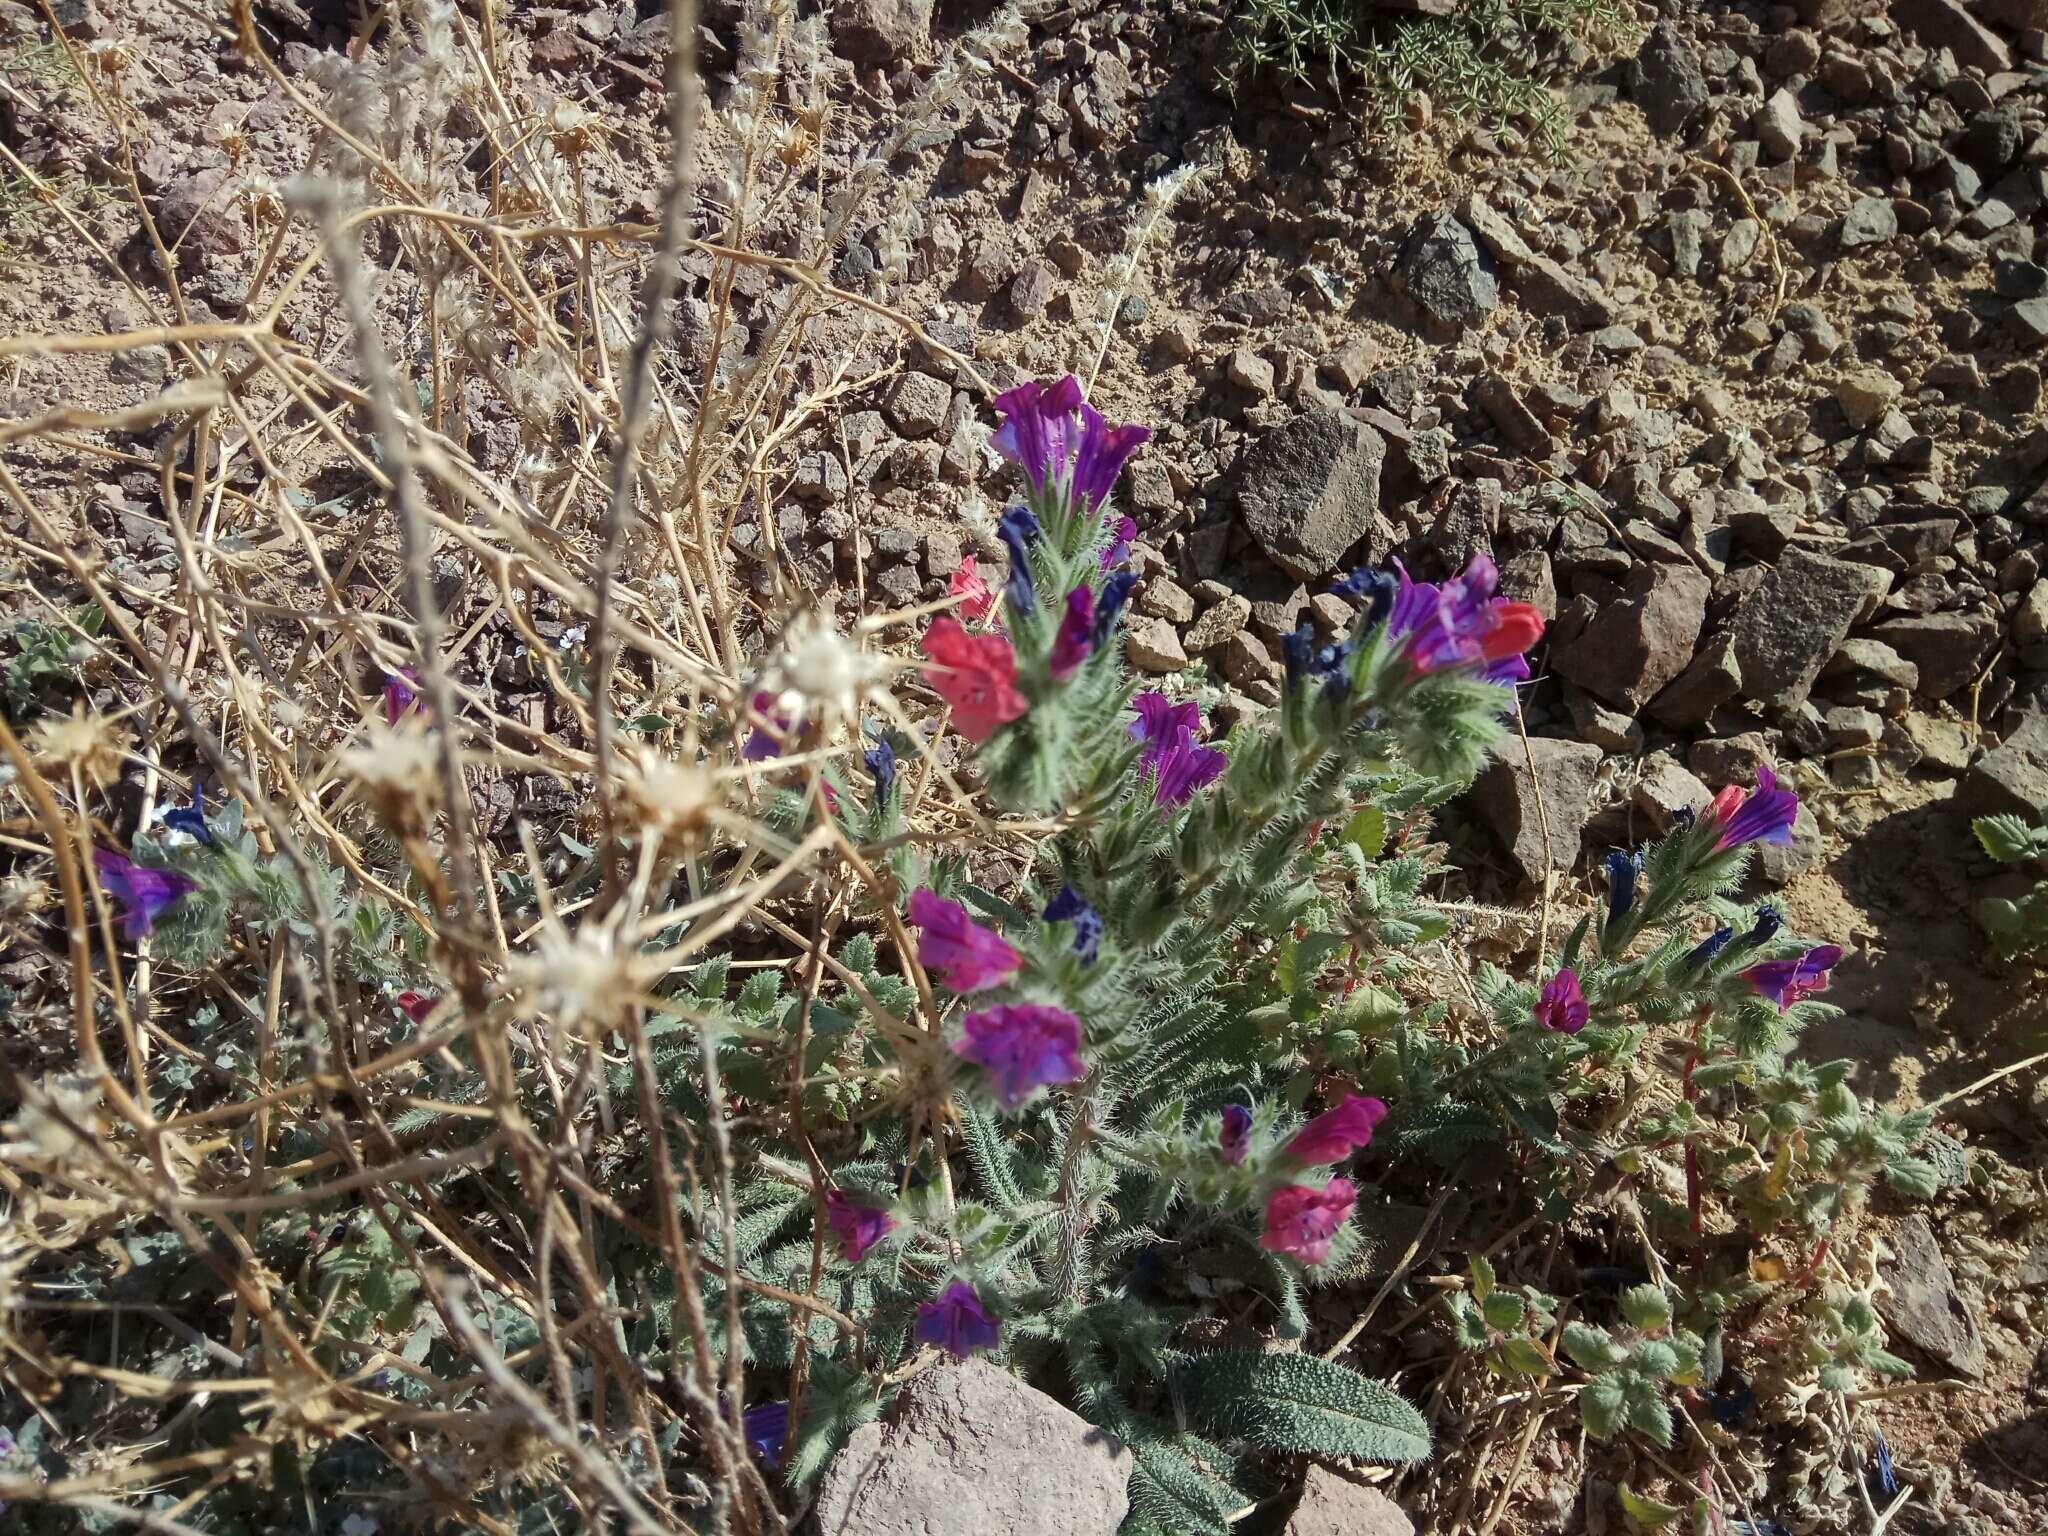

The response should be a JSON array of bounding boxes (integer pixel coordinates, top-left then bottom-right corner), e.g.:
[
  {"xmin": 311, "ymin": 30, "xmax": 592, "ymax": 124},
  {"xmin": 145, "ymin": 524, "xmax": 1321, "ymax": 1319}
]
[
  {"xmin": 1534, "ymin": 968, "xmax": 1589, "ymax": 1034},
  {"xmin": 908, "ymin": 889, "xmax": 1021, "ymax": 993},
  {"xmin": 1742, "ymin": 944, "xmax": 1843, "ymax": 1011},
  {"xmin": 1706, "ymin": 766, "xmax": 1799, "ymax": 852},
  {"xmin": 992, "ymin": 375, "xmax": 1151, "ymax": 516},
  {"xmin": 93, "ymin": 850, "xmax": 197, "ymax": 939},
  {"xmin": 1384, "ymin": 555, "xmax": 1545, "ymax": 685},
  {"xmin": 382, "ymin": 666, "xmax": 422, "ymax": 724},
  {"xmin": 1260, "ymin": 1177, "xmax": 1357, "ymax": 1266},
  {"xmin": 954, "ymin": 1003, "xmax": 1086, "ymax": 1108},
  {"xmin": 742, "ymin": 690, "xmax": 793, "ymax": 761},
  {"xmin": 824, "ymin": 1191, "xmax": 894, "ymax": 1262},
  {"xmin": 1049, "ymin": 586, "xmax": 1096, "ymax": 680},
  {"xmin": 916, "ymin": 1281, "xmax": 1001, "ymax": 1359},
  {"xmin": 1282, "ymin": 1093, "xmax": 1388, "ymax": 1166},
  {"xmin": 1220, "ymin": 1104, "xmax": 1253, "ymax": 1165},
  {"xmin": 1129, "ymin": 692, "xmax": 1226, "ymax": 809}
]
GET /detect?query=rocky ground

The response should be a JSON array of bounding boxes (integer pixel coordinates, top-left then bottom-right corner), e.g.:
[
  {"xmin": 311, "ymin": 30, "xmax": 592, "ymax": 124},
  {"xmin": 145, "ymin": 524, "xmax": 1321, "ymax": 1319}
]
[{"xmin": 5, "ymin": 0, "xmax": 2048, "ymax": 1531}]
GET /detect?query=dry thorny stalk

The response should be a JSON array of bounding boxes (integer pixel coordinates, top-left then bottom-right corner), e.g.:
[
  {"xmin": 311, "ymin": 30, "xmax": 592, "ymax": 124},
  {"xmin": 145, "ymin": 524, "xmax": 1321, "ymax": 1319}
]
[{"xmin": 0, "ymin": 1, "xmax": 1036, "ymax": 1529}]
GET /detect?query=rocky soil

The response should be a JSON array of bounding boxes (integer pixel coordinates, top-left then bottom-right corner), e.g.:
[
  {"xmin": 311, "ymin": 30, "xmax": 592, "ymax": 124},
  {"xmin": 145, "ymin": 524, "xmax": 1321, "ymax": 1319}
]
[{"xmin": 4, "ymin": 0, "xmax": 2048, "ymax": 1532}]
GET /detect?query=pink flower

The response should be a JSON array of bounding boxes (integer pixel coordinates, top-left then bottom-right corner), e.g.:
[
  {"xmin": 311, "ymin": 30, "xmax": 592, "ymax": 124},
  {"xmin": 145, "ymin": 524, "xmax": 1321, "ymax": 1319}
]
[
  {"xmin": 921, "ymin": 617, "xmax": 1027, "ymax": 743},
  {"xmin": 1706, "ymin": 765, "xmax": 1799, "ymax": 852},
  {"xmin": 825, "ymin": 1191, "xmax": 894, "ymax": 1262},
  {"xmin": 1260, "ymin": 1177, "xmax": 1357, "ymax": 1265},
  {"xmin": 954, "ymin": 1003, "xmax": 1086, "ymax": 1108},
  {"xmin": 1385, "ymin": 555, "xmax": 1545, "ymax": 685},
  {"xmin": 950, "ymin": 556, "xmax": 996, "ymax": 622},
  {"xmin": 1742, "ymin": 944, "xmax": 1843, "ymax": 1012},
  {"xmin": 915, "ymin": 1281, "xmax": 1001, "ymax": 1358},
  {"xmin": 1534, "ymin": 968, "xmax": 1589, "ymax": 1034},
  {"xmin": 909, "ymin": 889, "xmax": 1021, "ymax": 993},
  {"xmin": 1282, "ymin": 1093, "xmax": 1388, "ymax": 1166},
  {"xmin": 394, "ymin": 990, "xmax": 438, "ymax": 1025},
  {"xmin": 742, "ymin": 689, "xmax": 792, "ymax": 761},
  {"xmin": 1048, "ymin": 586, "xmax": 1096, "ymax": 680},
  {"xmin": 991, "ymin": 375, "xmax": 1151, "ymax": 517}
]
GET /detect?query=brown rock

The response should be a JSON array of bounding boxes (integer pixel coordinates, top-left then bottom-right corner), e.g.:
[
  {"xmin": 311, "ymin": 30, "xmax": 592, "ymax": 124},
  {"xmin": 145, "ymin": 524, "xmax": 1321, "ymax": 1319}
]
[
  {"xmin": 1185, "ymin": 595, "xmax": 1252, "ymax": 654},
  {"xmin": 1879, "ymin": 1215, "xmax": 1988, "ymax": 1379},
  {"xmin": 1634, "ymin": 755, "xmax": 1711, "ymax": 832},
  {"xmin": 1010, "ymin": 259, "xmax": 1057, "ymax": 320},
  {"xmin": 1728, "ymin": 549, "xmax": 1891, "ymax": 709},
  {"xmin": 1237, "ymin": 410, "xmax": 1390, "ymax": 580},
  {"xmin": 1285, "ymin": 1466, "xmax": 1414, "ymax": 1536},
  {"xmin": 1897, "ymin": 0, "xmax": 2012, "ymax": 73},
  {"xmin": 1553, "ymin": 563, "xmax": 1711, "ymax": 710},
  {"xmin": 1472, "ymin": 737, "xmax": 1602, "ymax": 885},
  {"xmin": 1125, "ymin": 617, "xmax": 1188, "ymax": 674},
  {"xmin": 1137, "ymin": 577, "xmax": 1197, "ymax": 624}
]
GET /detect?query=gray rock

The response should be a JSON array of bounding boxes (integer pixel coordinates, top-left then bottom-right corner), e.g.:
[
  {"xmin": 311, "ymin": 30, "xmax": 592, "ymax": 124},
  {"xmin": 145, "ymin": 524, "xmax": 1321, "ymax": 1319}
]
[
  {"xmin": 1634, "ymin": 756, "xmax": 1711, "ymax": 833},
  {"xmin": 886, "ymin": 372, "xmax": 952, "ymax": 439},
  {"xmin": 1510, "ymin": 255, "xmax": 1615, "ymax": 330},
  {"xmin": 1878, "ymin": 1215, "xmax": 1987, "ymax": 1379},
  {"xmin": 1237, "ymin": 409, "xmax": 1391, "ymax": 580},
  {"xmin": 1754, "ymin": 89, "xmax": 1804, "ymax": 160},
  {"xmin": 1839, "ymin": 197, "xmax": 1899, "ymax": 249},
  {"xmin": 1471, "ymin": 737, "xmax": 1603, "ymax": 886},
  {"xmin": 1285, "ymin": 1466, "xmax": 1415, "ymax": 1536},
  {"xmin": 1964, "ymin": 710, "xmax": 2048, "ymax": 819},
  {"xmin": 1470, "ymin": 374, "xmax": 1551, "ymax": 455},
  {"xmin": 1554, "ymin": 562, "xmax": 1711, "ymax": 710},
  {"xmin": 1460, "ymin": 193, "xmax": 1535, "ymax": 266},
  {"xmin": 1868, "ymin": 612, "xmax": 1996, "ymax": 699},
  {"xmin": 1823, "ymin": 638, "xmax": 1918, "ymax": 691},
  {"xmin": 1667, "ymin": 210, "xmax": 1710, "ymax": 277},
  {"xmin": 1756, "ymin": 803, "xmax": 1824, "ymax": 885},
  {"xmin": 829, "ymin": 0, "xmax": 936, "ymax": 65},
  {"xmin": 1648, "ymin": 632, "xmax": 1744, "ymax": 728},
  {"xmin": 1398, "ymin": 212, "xmax": 1498, "ymax": 330},
  {"xmin": 814, "ymin": 1360, "xmax": 1133, "ymax": 1536},
  {"xmin": 1126, "ymin": 616, "xmax": 1189, "ymax": 674},
  {"xmin": 1729, "ymin": 549, "xmax": 1891, "ymax": 709},
  {"xmin": 1626, "ymin": 24, "xmax": 1709, "ymax": 138}
]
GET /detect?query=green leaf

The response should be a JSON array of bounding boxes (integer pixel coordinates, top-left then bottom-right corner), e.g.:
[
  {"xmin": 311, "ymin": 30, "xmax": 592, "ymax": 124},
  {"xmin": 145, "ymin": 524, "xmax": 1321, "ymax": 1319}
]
[
  {"xmin": 1498, "ymin": 1336, "xmax": 1552, "ymax": 1376},
  {"xmin": 1973, "ymin": 813, "xmax": 2042, "ymax": 864},
  {"xmin": 1562, "ymin": 1321, "xmax": 1619, "ymax": 1372},
  {"xmin": 1625, "ymin": 1383, "xmax": 1674, "ymax": 1448},
  {"xmin": 1620, "ymin": 1283, "xmax": 1672, "ymax": 1332},
  {"xmin": 1123, "ymin": 1440, "xmax": 1234, "ymax": 1536},
  {"xmin": 1179, "ymin": 1351, "xmax": 1430, "ymax": 1463},
  {"xmin": 624, "ymin": 713, "xmax": 672, "ymax": 734},
  {"xmin": 1481, "ymin": 1291, "xmax": 1526, "ymax": 1334},
  {"xmin": 1340, "ymin": 806, "xmax": 1387, "ymax": 859},
  {"xmin": 1883, "ymin": 1157, "xmax": 1939, "ymax": 1200},
  {"xmin": 1580, "ymin": 1373, "xmax": 1626, "ymax": 1440},
  {"xmin": 1617, "ymin": 1484, "xmax": 1685, "ymax": 1530},
  {"xmin": 1469, "ymin": 1253, "xmax": 1495, "ymax": 1303}
]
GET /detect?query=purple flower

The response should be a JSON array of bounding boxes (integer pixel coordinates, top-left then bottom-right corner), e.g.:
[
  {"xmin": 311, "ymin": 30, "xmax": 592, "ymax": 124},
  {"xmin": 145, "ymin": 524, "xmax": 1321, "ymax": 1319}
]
[
  {"xmin": 1738, "ymin": 904, "xmax": 1783, "ymax": 951},
  {"xmin": 1282, "ymin": 623, "xmax": 1354, "ymax": 699},
  {"xmin": 1260, "ymin": 1177, "xmax": 1356, "ymax": 1265},
  {"xmin": 1707, "ymin": 766, "xmax": 1799, "ymax": 852},
  {"xmin": 916, "ymin": 1281, "xmax": 1001, "ymax": 1359},
  {"xmin": 1534, "ymin": 968, "xmax": 1589, "ymax": 1034},
  {"xmin": 1742, "ymin": 944, "xmax": 1843, "ymax": 1012},
  {"xmin": 909, "ymin": 889, "xmax": 1021, "ymax": 993},
  {"xmin": 1282, "ymin": 1093, "xmax": 1388, "ymax": 1166},
  {"xmin": 1220, "ymin": 1104, "xmax": 1253, "ymax": 1165},
  {"xmin": 1091, "ymin": 571, "xmax": 1138, "ymax": 649},
  {"xmin": 1383, "ymin": 556, "xmax": 1545, "ymax": 683},
  {"xmin": 864, "ymin": 738, "xmax": 897, "ymax": 807},
  {"xmin": 382, "ymin": 666, "xmax": 422, "ymax": 724},
  {"xmin": 1129, "ymin": 692, "xmax": 1225, "ymax": 809},
  {"xmin": 743, "ymin": 690, "xmax": 792, "ymax": 762},
  {"xmin": 991, "ymin": 375, "xmax": 1151, "ymax": 517},
  {"xmin": 1604, "ymin": 850, "xmax": 1642, "ymax": 925},
  {"xmin": 1042, "ymin": 884, "xmax": 1102, "ymax": 964},
  {"xmin": 1101, "ymin": 514, "xmax": 1137, "ymax": 572},
  {"xmin": 954, "ymin": 1003, "xmax": 1086, "ymax": 1108},
  {"xmin": 996, "ymin": 507, "xmax": 1039, "ymax": 616},
  {"xmin": 93, "ymin": 851, "xmax": 197, "ymax": 940},
  {"xmin": 1686, "ymin": 926, "xmax": 1735, "ymax": 972},
  {"xmin": 162, "ymin": 782, "xmax": 215, "ymax": 847},
  {"xmin": 742, "ymin": 1400, "xmax": 789, "ymax": 1464},
  {"xmin": 1049, "ymin": 586, "xmax": 1095, "ymax": 680},
  {"xmin": 825, "ymin": 1191, "xmax": 894, "ymax": 1262}
]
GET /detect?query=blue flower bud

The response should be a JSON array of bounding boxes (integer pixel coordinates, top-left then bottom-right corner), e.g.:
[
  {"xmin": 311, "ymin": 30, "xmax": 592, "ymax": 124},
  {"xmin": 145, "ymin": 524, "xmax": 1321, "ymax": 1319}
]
[
  {"xmin": 996, "ymin": 507, "xmax": 1039, "ymax": 616},
  {"xmin": 1091, "ymin": 571, "xmax": 1138, "ymax": 649}
]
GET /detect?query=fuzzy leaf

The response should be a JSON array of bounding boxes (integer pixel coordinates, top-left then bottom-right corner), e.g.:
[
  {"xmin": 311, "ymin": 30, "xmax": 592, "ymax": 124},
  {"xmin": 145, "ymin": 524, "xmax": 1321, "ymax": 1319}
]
[
  {"xmin": 1562, "ymin": 1321, "xmax": 1620, "ymax": 1372},
  {"xmin": 1973, "ymin": 813, "xmax": 2043, "ymax": 864},
  {"xmin": 1580, "ymin": 1373, "xmax": 1626, "ymax": 1440},
  {"xmin": 1179, "ymin": 1351, "xmax": 1430, "ymax": 1463},
  {"xmin": 1620, "ymin": 1283, "xmax": 1672, "ymax": 1332},
  {"xmin": 1617, "ymin": 1483, "xmax": 1685, "ymax": 1530},
  {"xmin": 1498, "ymin": 1336, "xmax": 1552, "ymax": 1376},
  {"xmin": 1883, "ymin": 1157, "xmax": 1939, "ymax": 1200},
  {"xmin": 1624, "ymin": 1383, "xmax": 1674, "ymax": 1448}
]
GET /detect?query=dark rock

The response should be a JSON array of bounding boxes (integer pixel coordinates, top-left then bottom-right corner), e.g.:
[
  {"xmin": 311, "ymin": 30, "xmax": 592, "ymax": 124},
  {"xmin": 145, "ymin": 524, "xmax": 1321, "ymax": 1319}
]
[
  {"xmin": 1839, "ymin": 197, "xmax": 1899, "ymax": 248},
  {"xmin": 815, "ymin": 1360, "xmax": 1132, "ymax": 1535},
  {"xmin": 1397, "ymin": 212, "xmax": 1498, "ymax": 330},
  {"xmin": 1649, "ymin": 632, "xmax": 1744, "ymax": 727},
  {"xmin": 1729, "ymin": 548, "xmax": 1892, "ymax": 709},
  {"xmin": 886, "ymin": 373, "xmax": 952, "ymax": 439},
  {"xmin": 1868, "ymin": 612, "xmax": 1997, "ymax": 698},
  {"xmin": 1220, "ymin": 285, "xmax": 1293, "ymax": 325},
  {"xmin": 1469, "ymin": 375, "xmax": 1551, "ymax": 455},
  {"xmin": 1471, "ymin": 738, "xmax": 1603, "ymax": 885},
  {"xmin": 1510, "ymin": 255, "xmax": 1616, "ymax": 329},
  {"xmin": 1237, "ymin": 410, "xmax": 1390, "ymax": 580},
  {"xmin": 1553, "ymin": 562, "xmax": 1711, "ymax": 710},
  {"xmin": 1878, "ymin": 1215, "xmax": 1988, "ymax": 1379},
  {"xmin": 1626, "ymin": 24, "xmax": 1709, "ymax": 138}
]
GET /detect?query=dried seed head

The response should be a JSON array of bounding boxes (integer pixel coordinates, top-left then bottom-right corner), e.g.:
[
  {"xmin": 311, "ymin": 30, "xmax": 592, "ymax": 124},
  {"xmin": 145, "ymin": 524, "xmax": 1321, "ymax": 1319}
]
[
  {"xmin": 33, "ymin": 703, "xmax": 130, "ymax": 788},
  {"xmin": 6, "ymin": 1074, "xmax": 102, "ymax": 1161},
  {"xmin": 759, "ymin": 611, "xmax": 893, "ymax": 735},
  {"xmin": 622, "ymin": 749, "xmax": 721, "ymax": 841},
  {"xmin": 511, "ymin": 920, "xmax": 653, "ymax": 1035}
]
